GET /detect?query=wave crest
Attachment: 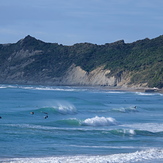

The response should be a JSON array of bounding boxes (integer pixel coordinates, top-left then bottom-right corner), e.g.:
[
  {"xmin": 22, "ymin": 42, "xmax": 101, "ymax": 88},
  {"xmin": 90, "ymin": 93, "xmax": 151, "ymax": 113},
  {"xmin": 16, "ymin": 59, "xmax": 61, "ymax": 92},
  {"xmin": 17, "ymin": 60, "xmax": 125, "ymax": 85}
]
[
  {"xmin": 82, "ymin": 116, "xmax": 118, "ymax": 126},
  {"xmin": 37, "ymin": 103, "xmax": 77, "ymax": 115},
  {"xmin": 57, "ymin": 103, "xmax": 77, "ymax": 114}
]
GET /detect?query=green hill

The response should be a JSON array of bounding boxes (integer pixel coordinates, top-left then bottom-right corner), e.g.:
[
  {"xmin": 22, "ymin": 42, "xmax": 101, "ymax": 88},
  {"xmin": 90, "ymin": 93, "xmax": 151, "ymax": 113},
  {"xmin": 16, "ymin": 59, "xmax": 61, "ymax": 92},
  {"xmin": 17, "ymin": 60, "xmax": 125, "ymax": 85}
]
[{"xmin": 0, "ymin": 35, "xmax": 163, "ymax": 88}]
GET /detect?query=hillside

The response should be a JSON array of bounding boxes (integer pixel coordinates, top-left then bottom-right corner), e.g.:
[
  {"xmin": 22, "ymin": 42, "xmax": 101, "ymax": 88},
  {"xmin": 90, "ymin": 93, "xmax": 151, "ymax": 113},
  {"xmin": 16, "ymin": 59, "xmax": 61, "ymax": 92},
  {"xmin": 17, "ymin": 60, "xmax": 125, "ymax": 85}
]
[{"xmin": 0, "ymin": 35, "xmax": 163, "ymax": 88}]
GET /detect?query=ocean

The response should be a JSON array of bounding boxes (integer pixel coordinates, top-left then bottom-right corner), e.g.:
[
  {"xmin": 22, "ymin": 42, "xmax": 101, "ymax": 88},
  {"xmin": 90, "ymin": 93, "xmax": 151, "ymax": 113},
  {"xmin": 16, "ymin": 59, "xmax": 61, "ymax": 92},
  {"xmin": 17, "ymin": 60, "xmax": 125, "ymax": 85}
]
[{"xmin": 0, "ymin": 85, "xmax": 163, "ymax": 163}]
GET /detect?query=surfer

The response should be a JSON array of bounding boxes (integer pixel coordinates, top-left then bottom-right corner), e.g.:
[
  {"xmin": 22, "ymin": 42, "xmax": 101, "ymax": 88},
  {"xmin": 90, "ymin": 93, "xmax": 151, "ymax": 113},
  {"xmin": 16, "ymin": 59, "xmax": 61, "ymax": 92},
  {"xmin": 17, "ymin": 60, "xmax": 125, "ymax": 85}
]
[
  {"xmin": 0, "ymin": 116, "xmax": 2, "ymax": 119},
  {"xmin": 40, "ymin": 111, "xmax": 48, "ymax": 119},
  {"xmin": 30, "ymin": 112, "xmax": 34, "ymax": 115},
  {"xmin": 44, "ymin": 115, "xmax": 48, "ymax": 119}
]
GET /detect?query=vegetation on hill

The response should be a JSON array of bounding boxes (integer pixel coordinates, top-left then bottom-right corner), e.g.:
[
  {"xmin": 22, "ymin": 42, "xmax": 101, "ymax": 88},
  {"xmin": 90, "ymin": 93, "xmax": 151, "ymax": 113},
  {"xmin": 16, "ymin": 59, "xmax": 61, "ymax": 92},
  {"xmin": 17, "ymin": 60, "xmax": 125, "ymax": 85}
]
[{"xmin": 0, "ymin": 35, "xmax": 163, "ymax": 88}]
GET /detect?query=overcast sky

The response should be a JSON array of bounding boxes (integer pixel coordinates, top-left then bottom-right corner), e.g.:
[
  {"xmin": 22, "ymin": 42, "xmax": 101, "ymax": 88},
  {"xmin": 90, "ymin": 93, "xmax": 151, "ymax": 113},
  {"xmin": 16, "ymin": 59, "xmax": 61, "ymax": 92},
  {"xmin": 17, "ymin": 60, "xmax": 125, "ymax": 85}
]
[{"xmin": 0, "ymin": 0, "xmax": 163, "ymax": 45}]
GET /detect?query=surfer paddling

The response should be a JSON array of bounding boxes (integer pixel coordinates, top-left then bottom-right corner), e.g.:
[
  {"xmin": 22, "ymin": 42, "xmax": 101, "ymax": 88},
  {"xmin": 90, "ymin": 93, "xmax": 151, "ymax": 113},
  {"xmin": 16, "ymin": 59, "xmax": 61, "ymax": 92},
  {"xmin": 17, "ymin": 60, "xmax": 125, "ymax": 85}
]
[
  {"xmin": 44, "ymin": 115, "xmax": 48, "ymax": 119},
  {"xmin": 30, "ymin": 111, "xmax": 49, "ymax": 119},
  {"xmin": 30, "ymin": 112, "xmax": 34, "ymax": 115},
  {"xmin": 41, "ymin": 111, "xmax": 48, "ymax": 119}
]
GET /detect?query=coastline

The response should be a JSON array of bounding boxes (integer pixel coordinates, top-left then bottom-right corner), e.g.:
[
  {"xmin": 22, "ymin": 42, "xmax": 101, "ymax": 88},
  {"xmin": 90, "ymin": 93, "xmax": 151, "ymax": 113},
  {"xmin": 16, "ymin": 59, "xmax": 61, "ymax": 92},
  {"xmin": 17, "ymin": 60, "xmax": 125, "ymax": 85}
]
[{"xmin": 0, "ymin": 82, "xmax": 162, "ymax": 93}]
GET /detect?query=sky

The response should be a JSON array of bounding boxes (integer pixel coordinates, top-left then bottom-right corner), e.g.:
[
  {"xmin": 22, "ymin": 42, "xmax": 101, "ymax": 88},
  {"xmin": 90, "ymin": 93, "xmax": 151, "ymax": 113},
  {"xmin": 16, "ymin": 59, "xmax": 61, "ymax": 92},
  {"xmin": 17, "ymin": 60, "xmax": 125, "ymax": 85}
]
[{"xmin": 0, "ymin": 0, "xmax": 163, "ymax": 45}]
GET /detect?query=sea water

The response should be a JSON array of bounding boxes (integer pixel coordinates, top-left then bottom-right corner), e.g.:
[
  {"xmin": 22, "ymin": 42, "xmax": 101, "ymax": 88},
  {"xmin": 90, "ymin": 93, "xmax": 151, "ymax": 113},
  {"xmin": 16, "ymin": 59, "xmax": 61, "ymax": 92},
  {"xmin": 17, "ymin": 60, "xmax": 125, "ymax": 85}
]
[{"xmin": 0, "ymin": 85, "xmax": 163, "ymax": 163}]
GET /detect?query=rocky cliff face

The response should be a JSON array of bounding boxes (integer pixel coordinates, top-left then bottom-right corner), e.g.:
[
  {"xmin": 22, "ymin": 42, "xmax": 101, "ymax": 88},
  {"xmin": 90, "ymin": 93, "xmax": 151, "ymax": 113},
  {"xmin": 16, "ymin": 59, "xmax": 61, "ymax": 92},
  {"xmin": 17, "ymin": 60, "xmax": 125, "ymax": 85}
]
[
  {"xmin": 64, "ymin": 65, "xmax": 113, "ymax": 86},
  {"xmin": 61, "ymin": 64, "xmax": 127, "ymax": 86}
]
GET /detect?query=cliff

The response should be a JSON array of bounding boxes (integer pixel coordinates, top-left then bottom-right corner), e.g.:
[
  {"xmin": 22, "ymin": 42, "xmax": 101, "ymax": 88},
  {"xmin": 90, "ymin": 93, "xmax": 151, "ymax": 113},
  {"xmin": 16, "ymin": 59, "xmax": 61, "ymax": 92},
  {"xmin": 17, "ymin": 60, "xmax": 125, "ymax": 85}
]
[{"xmin": 0, "ymin": 35, "xmax": 163, "ymax": 88}]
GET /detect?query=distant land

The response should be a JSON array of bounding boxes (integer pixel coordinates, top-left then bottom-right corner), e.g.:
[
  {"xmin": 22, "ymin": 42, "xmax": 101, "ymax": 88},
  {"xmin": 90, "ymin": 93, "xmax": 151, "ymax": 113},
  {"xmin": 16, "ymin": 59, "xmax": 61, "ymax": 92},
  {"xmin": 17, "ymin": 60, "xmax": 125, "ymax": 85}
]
[{"xmin": 0, "ymin": 35, "xmax": 163, "ymax": 89}]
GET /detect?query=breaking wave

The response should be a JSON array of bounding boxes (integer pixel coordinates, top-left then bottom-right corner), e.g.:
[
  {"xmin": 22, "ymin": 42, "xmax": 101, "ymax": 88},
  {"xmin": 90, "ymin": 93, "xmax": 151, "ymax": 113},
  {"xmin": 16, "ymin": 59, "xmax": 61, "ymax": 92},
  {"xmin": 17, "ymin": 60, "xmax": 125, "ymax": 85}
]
[
  {"xmin": 121, "ymin": 122, "xmax": 163, "ymax": 133},
  {"xmin": 109, "ymin": 129, "xmax": 163, "ymax": 137},
  {"xmin": 1, "ymin": 148, "xmax": 163, "ymax": 163},
  {"xmin": 55, "ymin": 116, "xmax": 118, "ymax": 127},
  {"xmin": 81, "ymin": 116, "xmax": 118, "ymax": 126},
  {"xmin": 36, "ymin": 103, "xmax": 77, "ymax": 115},
  {"xmin": 56, "ymin": 103, "xmax": 77, "ymax": 114},
  {"xmin": 135, "ymin": 92, "xmax": 157, "ymax": 96}
]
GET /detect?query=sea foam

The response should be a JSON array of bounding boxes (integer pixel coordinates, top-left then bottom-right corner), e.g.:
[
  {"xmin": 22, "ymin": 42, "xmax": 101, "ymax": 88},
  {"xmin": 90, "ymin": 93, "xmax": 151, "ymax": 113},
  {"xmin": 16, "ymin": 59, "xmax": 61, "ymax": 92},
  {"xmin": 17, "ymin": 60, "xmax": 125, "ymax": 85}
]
[
  {"xmin": 122, "ymin": 122, "xmax": 163, "ymax": 133},
  {"xmin": 1, "ymin": 148, "xmax": 163, "ymax": 163},
  {"xmin": 82, "ymin": 116, "xmax": 118, "ymax": 126}
]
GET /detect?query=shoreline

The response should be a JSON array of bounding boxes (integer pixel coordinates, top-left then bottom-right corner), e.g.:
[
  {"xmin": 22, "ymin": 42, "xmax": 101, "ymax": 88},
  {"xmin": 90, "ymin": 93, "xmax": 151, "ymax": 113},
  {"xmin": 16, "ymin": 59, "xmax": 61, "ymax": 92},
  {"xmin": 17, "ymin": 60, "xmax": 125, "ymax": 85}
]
[
  {"xmin": 0, "ymin": 83, "xmax": 163, "ymax": 93},
  {"xmin": 96, "ymin": 85, "xmax": 163, "ymax": 93}
]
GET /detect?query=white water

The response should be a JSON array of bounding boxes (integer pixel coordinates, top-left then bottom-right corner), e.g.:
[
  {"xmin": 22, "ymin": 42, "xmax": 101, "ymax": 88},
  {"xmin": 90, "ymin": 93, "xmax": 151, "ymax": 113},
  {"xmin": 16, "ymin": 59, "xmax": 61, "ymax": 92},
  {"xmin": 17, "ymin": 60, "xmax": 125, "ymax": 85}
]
[
  {"xmin": 122, "ymin": 123, "xmax": 163, "ymax": 132},
  {"xmin": 1, "ymin": 148, "xmax": 163, "ymax": 163},
  {"xmin": 82, "ymin": 116, "xmax": 118, "ymax": 126}
]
